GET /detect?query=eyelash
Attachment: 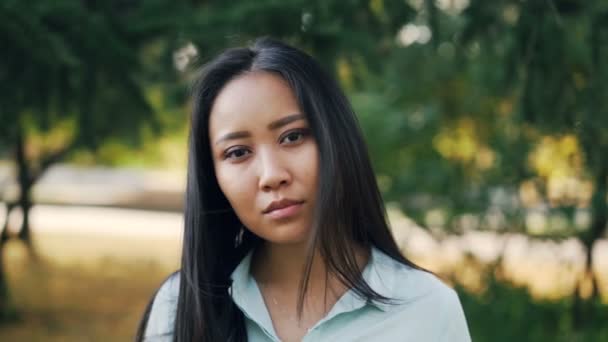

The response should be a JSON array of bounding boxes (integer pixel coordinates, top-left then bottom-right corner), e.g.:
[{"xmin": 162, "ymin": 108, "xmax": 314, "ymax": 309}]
[{"xmin": 222, "ymin": 129, "xmax": 310, "ymax": 161}]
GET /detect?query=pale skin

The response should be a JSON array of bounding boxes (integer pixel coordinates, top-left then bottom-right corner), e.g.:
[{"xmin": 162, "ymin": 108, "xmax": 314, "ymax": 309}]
[{"xmin": 209, "ymin": 71, "xmax": 367, "ymax": 341}]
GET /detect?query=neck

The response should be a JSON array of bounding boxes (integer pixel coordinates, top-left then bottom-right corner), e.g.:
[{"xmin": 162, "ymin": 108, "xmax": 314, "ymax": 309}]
[
  {"xmin": 251, "ymin": 241, "xmax": 324, "ymax": 290},
  {"xmin": 250, "ymin": 240, "xmax": 370, "ymax": 296}
]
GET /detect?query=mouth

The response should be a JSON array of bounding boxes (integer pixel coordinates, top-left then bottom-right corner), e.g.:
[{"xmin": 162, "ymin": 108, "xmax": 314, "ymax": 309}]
[
  {"xmin": 263, "ymin": 199, "xmax": 305, "ymax": 220},
  {"xmin": 264, "ymin": 202, "xmax": 304, "ymax": 220},
  {"xmin": 263, "ymin": 198, "xmax": 304, "ymax": 213}
]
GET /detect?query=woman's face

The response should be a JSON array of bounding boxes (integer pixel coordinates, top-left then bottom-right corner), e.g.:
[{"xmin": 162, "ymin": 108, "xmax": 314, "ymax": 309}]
[{"xmin": 209, "ymin": 71, "xmax": 319, "ymax": 246}]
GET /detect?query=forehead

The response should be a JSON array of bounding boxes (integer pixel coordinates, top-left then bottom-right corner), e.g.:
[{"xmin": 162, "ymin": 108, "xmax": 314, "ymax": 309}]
[{"xmin": 209, "ymin": 71, "xmax": 302, "ymax": 137}]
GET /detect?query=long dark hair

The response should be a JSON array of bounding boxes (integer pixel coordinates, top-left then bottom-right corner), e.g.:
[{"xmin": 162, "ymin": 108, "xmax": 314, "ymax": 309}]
[{"xmin": 136, "ymin": 37, "xmax": 424, "ymax": 342}]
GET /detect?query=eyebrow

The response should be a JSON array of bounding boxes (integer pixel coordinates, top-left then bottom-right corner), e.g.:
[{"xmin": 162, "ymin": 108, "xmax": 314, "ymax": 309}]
[{"xmin": 214, "ymin": 113, "xmax": 306, "ymax": 145}]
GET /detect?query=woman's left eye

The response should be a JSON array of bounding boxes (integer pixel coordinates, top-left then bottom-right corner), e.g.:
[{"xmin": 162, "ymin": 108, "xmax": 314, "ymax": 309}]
[{"xmin": 280, "ymin": 130, "xmax": 308, "ymax": 145}]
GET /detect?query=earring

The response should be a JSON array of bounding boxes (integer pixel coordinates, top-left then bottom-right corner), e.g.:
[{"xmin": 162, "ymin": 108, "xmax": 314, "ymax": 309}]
[{"xmin": 234, "ymin": 226, "xmax": 245, "ymax": 247}]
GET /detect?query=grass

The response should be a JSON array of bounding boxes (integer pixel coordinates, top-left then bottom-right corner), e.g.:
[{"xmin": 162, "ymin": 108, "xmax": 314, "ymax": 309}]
[
  {"xmin": 1, "ymin": 240, "xmax": 171, "ymax": 341},
  {"xmin": 0, "ymin": 230, "xmax": 607, "ymax": 341}
]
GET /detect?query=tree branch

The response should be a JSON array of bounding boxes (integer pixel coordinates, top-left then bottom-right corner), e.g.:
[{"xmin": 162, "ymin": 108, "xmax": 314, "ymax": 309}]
[{"xmin": 30, "ymin": 140, "xmax": 78, "ymax": 185}]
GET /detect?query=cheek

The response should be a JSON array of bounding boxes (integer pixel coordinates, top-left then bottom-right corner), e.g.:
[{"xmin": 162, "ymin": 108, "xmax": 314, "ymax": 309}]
[
  {"xmin": 300, "ymin": 144, "xmax": 320, "ymax": 187},
  {"xmin": 215, "ymin": 165, "xmax": 257, "ymax": 217}
]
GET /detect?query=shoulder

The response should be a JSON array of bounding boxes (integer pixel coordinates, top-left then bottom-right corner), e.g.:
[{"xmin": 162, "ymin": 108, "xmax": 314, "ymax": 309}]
[
  {"xmin": 144, "ymin": 272, "xmax": 181, "ymax": 341},
  {"xmin": 372, "ymin": 249, "xmax": 456, "ymax": 304},
  {"xmin": 371, "ymin": 250, "xmax": 471, "ymax": 340}
]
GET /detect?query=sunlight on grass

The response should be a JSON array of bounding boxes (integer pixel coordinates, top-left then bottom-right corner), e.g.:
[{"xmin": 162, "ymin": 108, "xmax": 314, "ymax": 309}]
[
  {"xmin": 0, "ymin": 206, "xmax": 606, "ymax": 340},
  {"xmin": 1, "ymin": 236, "xmax": 177, "ymax": 341}
]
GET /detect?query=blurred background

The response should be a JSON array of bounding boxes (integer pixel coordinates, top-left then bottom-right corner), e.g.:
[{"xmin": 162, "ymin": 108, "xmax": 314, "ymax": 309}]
[{"xmin": 1, "ymin": 0, "xmax": 607, "ymax": 341}]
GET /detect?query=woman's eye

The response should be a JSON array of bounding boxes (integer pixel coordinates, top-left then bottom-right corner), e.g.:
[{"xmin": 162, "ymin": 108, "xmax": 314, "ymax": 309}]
[
  {"xmin": 224, "ymin": 147, "xmax": 251, "ymax": 161},
  {"xmin": 280, "ymin": 130, "xmax": 307, "ymax": 145}
]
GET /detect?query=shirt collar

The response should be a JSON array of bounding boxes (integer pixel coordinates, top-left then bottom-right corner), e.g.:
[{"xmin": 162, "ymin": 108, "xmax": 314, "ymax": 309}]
[
  {"xmin": 319, "ymin": 247, "xmax": 400, "ymax": 315},
  {"xmin": 228, "ymin": 246, "xmax": 407, "ymax": 332},
  {"xmin": 229, "ymin": 250, "xmax": 278, "ymax": 339}
]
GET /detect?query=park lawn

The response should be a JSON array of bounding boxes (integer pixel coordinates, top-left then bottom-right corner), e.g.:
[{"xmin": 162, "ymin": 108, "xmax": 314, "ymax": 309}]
[
  {"xmin": 1, "ymin": 239, "xmax": 172, "ymax": 342},
  {"xmin": 0, "ymin": 228, "xmax": 607, "ymax": 341}
]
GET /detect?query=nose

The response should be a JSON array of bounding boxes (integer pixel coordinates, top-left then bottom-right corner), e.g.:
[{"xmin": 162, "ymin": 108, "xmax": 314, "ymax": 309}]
[{"xmin": 257, "ymin": 147, "xmax": 291, "ymax": 191}]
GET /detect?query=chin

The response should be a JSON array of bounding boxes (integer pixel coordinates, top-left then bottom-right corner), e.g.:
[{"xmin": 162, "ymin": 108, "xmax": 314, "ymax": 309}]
[{"xmin": 260, "ymin": 223, "xmax": 311, "ymax": 246}]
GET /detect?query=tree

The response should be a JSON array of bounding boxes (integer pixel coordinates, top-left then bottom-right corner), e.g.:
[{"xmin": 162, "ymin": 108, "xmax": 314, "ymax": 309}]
[
  {"xmin": 355, "ymin": 0, "xmax": 607, "ymax": 325},
  {"xmin": 458, "ymin": 0, "xmax": 608, "ymax": 324},
  {"xmin": 0, "ymin": 0, "xmax": 194, "ymax": 319}
]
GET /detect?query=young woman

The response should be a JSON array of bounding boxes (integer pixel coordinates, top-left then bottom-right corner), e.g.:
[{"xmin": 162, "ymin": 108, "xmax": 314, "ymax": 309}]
[{"xmin": 136, "ymin": 37, "xmax": 471, "ymax": 342}]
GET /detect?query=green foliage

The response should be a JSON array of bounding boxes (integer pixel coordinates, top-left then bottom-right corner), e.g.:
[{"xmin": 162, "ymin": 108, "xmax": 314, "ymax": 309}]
[
  {"xmin": 0, "ymin": 0, "xmax": 198, "ymax": 320},
  {"xmin": 458, "ymin": 281, "xmax": 608, "ymax": 341},
  {"xmin": 180, "ymin": 0, "xmax": 416, "ymax": 74},
  {"xmin": 0, "ymin": 0, "xmax": 193, "ymax": 151},
  {"xmin": 347, "ymin": 0, "xmax": 608, "ymax": 243}
]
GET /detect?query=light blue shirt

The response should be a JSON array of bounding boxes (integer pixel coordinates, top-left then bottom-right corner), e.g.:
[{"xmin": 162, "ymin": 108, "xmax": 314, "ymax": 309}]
[{"xmin": 144, "ymin": 247, "xmax": 471, "ymax": 341}]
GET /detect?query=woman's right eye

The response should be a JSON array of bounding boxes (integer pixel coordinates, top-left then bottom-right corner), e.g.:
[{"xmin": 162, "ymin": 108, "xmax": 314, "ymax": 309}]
[{"xmin": 223, "ymin": 147, "xmax": 251, "ymax": 161}]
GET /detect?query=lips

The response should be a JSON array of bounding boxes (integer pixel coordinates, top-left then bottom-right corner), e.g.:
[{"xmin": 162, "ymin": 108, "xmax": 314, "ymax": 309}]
[{"xmin": 262, "ymin": 198, "xmax": 304, "ymax": 214}]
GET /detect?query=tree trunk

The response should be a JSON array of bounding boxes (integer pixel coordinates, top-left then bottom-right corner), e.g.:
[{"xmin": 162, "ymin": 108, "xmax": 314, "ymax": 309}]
[
  {"xmin": 0, "ymin": 202, "xmax": 13, "ymax": 244},
  {"xmin": 0, "ymin": 242, "xmax": 7, "ymax": 321},
  {"xmin": 5, "ymin": 123, "xmax": 73, "ymax": 255},
  {"xmin": 14, "ymin": 126, "xmax": 35, "ymax": 253},
  {"xmin": 573, "ymin": 166, "xmax": 607, "ymax": 328}
]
